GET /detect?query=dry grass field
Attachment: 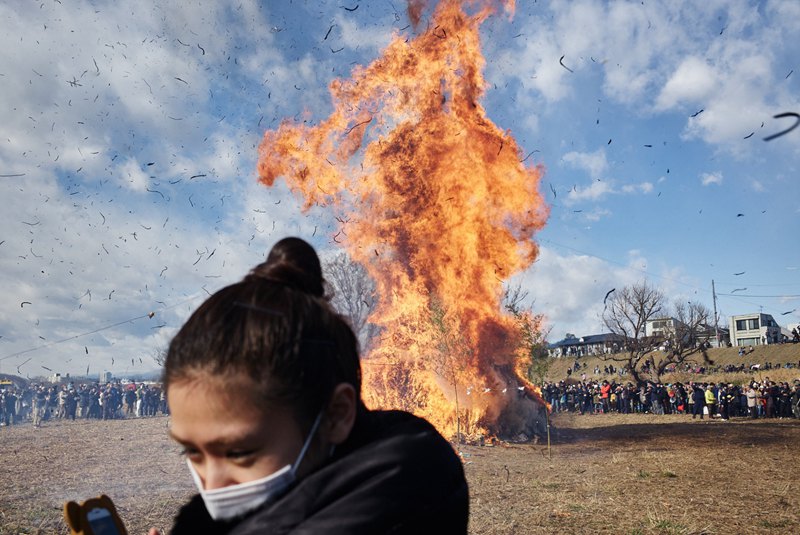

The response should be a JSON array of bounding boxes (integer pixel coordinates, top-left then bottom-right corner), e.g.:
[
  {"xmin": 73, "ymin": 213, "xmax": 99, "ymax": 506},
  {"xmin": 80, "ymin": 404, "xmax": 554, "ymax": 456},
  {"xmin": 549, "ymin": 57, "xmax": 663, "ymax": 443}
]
[{"xmin": 1, "ymin": 410, "xmax": 798, "ymax": 534}]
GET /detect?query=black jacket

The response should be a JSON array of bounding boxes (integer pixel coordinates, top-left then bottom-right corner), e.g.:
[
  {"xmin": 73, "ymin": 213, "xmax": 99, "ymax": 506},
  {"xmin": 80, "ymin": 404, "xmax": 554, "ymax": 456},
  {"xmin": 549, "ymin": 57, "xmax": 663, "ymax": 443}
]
[{"xmin": 170, "ymin": 409, "xmax": 469, "ymax": 534}]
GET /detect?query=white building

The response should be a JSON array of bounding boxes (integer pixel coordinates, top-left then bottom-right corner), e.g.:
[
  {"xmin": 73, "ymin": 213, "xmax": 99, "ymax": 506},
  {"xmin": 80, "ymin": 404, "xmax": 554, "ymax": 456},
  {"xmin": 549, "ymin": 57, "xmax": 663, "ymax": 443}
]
[
  {"xmin": 729, "ymin": 313, "xmax": 781, "ymax": 346},
  {"xmin": 645, "ymin": 317, "xmax": 684, "ymax": 339}
]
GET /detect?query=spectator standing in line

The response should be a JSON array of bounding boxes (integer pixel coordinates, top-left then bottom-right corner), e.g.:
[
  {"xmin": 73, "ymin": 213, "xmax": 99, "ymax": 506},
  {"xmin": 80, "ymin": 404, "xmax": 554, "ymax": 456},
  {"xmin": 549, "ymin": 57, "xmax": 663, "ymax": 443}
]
[
  {"xmin": 649, "ymin": 384, "xmax": 662, "ymax": 415},
  {"xmin": 691, "ymin": 383, "xmax": 706, "ymax": 420},
  {"xmin": 718, "ymin": 385, "xmax": 732, "ymax": 421},
  {"xmin": 32, "ymin": 387, "xmax": 46, "ymax": 427},
  {"xmin": 704, "ymin": 385, "xmax": 716, "ymax": 419},
  {"xmin": 766, "ymin": 382, "xmax": 777, "ymax": 418},
  {"xmin": 746, "ymin": 385, "xmax": 758, "ymax": 418},
  {"xmin": 3, "ymin": 389, "xmax": 17, "ymax": 426},
  {"xmin": 600, "ymin": 380, "xmax": 611, "ymax": 413}
]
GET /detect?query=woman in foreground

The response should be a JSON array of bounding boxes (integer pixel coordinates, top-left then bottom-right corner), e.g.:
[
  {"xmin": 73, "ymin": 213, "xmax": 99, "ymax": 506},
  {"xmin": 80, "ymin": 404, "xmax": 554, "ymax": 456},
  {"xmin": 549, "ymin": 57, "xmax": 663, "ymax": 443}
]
[{"xmin": 154, "ymin": 237, "xmax": 468, "ymax": 534}]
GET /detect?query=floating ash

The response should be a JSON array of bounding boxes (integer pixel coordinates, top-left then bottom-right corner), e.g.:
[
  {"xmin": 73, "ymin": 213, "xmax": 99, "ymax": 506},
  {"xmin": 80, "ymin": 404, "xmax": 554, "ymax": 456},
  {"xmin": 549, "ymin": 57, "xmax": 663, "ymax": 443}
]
[{"xmin": 257, "ymin": 0, "xmax": 549, "ymax": 440}]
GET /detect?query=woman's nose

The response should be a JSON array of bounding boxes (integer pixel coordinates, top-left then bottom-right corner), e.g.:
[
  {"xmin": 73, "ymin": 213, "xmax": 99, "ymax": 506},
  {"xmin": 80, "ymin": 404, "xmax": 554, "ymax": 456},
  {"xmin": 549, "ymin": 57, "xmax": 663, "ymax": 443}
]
[{"xmin": 202, "ymin": 461, "xmax": 235, "ymax": 491}]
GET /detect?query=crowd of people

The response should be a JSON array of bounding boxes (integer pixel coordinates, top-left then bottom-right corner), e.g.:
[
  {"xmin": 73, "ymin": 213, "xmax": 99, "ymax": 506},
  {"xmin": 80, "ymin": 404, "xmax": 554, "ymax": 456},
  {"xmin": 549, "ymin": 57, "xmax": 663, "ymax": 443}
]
[
  {"xmin": 542, "ymin": 377, "xmax": 800, "ymax": 420},
  {"xmin": 0, "ymin": 382, "xmax": 167, "ymax": 427}
]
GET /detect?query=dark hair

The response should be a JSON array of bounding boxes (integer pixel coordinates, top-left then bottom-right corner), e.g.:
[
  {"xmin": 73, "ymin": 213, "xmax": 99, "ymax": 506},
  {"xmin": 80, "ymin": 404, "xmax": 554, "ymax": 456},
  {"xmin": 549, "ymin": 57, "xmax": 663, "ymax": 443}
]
[
  {"xmin": 164, "ymin": 237, "xmax": 360, "ymax": 424},
  {"xmin": 258, "ymin": 237, "xmax": 326, "ymax": 298}
]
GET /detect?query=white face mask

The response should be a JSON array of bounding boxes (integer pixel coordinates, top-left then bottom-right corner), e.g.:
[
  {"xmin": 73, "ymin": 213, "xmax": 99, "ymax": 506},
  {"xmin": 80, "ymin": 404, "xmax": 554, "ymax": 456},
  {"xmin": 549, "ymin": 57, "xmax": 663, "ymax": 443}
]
[{"xmin": 187, "ymin": 411, "xmax": 323, "ymax": 521}]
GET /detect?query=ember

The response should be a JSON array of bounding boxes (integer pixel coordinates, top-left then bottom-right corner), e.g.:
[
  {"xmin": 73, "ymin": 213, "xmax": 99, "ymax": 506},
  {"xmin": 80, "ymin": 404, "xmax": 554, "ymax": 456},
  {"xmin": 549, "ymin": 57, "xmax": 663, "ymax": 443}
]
[{"xmin": 257, "ymin": 0, "xmax": 549, "ymax": 440}]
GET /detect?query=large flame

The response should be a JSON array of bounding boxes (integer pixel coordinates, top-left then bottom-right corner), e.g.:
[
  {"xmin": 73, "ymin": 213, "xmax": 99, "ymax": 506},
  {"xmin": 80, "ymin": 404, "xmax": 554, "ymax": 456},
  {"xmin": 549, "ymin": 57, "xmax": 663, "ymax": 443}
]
[{"xmin": 257, "ymin": 0, "xmax": 549, "ymax": 440}]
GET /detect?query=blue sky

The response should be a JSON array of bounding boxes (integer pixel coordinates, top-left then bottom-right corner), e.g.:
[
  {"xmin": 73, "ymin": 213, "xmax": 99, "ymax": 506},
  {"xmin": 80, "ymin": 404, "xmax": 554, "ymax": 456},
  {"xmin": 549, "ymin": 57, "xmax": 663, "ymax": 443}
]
[{"xmin": 1, "ymin": 0, "xmax": 798, "ymax": 377}]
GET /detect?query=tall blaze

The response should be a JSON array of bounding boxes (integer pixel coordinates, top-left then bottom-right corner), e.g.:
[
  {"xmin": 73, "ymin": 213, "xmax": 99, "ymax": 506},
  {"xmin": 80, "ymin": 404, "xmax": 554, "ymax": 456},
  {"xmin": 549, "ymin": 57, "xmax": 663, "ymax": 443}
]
[{"xmin": 257, "ymin": 0, "xmax": 549, "ymax": 439}]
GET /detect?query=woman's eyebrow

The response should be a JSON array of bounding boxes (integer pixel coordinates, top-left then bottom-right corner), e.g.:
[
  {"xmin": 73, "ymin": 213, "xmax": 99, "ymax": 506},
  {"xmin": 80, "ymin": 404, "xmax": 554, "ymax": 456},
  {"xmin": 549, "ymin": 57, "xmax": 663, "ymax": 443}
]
[{"xmin": 168, "ymin": 429, "xmax": 262, "ymax": 449}]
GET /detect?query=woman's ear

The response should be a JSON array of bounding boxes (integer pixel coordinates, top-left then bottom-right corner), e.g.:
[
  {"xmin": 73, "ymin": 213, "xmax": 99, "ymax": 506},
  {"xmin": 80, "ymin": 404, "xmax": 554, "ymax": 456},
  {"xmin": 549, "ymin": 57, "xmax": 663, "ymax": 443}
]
[{"xmin": 324, "ymin": 383, "xmax": 357, "ymax": 444}]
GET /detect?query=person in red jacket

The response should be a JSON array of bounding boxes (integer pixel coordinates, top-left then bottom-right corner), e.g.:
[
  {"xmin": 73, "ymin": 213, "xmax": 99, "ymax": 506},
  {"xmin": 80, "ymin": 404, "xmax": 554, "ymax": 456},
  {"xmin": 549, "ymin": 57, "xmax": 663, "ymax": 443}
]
[{"xmin": 600, "ymin": 380, "xmax": 611, "ymax": 413}]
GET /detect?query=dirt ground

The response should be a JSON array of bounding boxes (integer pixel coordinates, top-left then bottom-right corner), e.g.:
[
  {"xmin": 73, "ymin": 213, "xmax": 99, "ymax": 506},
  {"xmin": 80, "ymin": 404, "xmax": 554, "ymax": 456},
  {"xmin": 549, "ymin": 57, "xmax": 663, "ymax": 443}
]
[{"xmin": 0, "ymin": 413, "xmax": 798, "ymax": 534}]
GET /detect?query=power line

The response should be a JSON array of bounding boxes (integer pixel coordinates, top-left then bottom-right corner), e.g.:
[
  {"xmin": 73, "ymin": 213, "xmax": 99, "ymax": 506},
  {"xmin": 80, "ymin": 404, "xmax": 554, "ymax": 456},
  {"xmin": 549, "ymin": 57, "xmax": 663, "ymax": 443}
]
[
  {"xmin": 538, "ymin": 238, "xmax": 797, "ymax": 319},
  {"xmin": 717, "ymin": 293, "xmax": 800, "ymax": 298},
  {"xmin": 0, "ymin": 293, "xmax": 204, "ymax": 363}
]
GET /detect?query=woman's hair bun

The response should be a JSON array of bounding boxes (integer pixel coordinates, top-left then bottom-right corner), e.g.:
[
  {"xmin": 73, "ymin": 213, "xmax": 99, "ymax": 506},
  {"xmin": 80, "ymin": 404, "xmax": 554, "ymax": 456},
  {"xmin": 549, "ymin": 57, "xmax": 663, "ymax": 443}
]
[{"xmin": 248, "ymin": 237, "xmax": 325, "ymax": 298}]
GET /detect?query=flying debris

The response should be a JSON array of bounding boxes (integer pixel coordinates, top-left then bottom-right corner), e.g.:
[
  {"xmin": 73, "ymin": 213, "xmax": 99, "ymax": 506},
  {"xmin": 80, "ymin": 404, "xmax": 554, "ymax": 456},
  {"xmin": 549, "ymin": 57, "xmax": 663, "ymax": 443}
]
[
  {"xmin": 20, "ymin": 301, "xmax": 31, "ymax": 308},
  {"xmin": 146, "ymin": 187, "xmax": 165, "ymax": 199},
  {"xmin": 690, "ymin": 109, "xmax": 704, "ymax": 117},
  {"xmin": 733, "ymin": 271, "xmax": 745, "ymax": 276},
  {"xmin": 558, "ymin": 55, "xmax": 573, "ymax": 73},
  {"xmin": 781, "ymin": 309, "xmax": 796, "ymax": 315},
  {"xmin": 736, "ymin": 213, "xmax": 744, "ymax": 217},
  {"xmin": 519, "ymin": 149, "xmax": 539, "ymax": 163},
  {"xmin": 18, "ymin": 358, "xmax": 32, "ymax": 374},
  {"xmin": 603, "ymin": 288, "xmax": 616, "ymax": 309},
  {"xmin": 730, "ymin": 288, "xmax": 747, "ymax": 293},
  {"xmin": 763, "ymin": 112, "xmax": 800, "ymax": 142},
  {"xmin": 743, "ymin": 132, "xmax": 754, "ymax": 139},
  {"xmin": 42, "ymin": 365, "xmax": 52, "ymax": 371},
  {"xmin": 148, "ymin": 312, "xmax": 155, "ymax": 318},
  {"xmin": 85, "ymin": 346, "xmax": 88, "ymax": 354}
]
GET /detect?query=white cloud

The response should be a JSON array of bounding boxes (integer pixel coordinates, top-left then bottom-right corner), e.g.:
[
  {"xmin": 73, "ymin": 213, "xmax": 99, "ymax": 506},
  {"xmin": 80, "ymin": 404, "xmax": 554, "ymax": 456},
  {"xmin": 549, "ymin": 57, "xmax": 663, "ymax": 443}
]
[
  {"xmin": 0, "ymin": 0, "xmax": 313, "ymax": 377},
  {"xmin": 583, "ymin": 208, "xmax": 611, "ymax": 222},
  {"xmin": 621, "ymin": 182, "xmax": 654, "ymax": 194},
  {"xmin": 495, "ymin": 1, "xmax": 800, "ymax": 153},
  {"xmin": 334, "ymin": 11, "xmax": 396, "ymax": 53},
  {"xmin": 562, "ymin": 149, "xmax": 608, "ymax": 179},
  {"xmin": 566, "ymin": 180, "xmax": 612, "ymax": 204},
  {"xmin": 701, "ymin": 171, "xmax": 723, "ymax": 186},
  {"xmin": 511, "ymin": 246, "xmax": 644, "ymax": 340},
  {"xmin": 118, "ymin": 158, "xmax": 151, "ymax": 193},
  {"xmin": 655, "ymin": 56, "xmax": 717, "ymax": 110}
]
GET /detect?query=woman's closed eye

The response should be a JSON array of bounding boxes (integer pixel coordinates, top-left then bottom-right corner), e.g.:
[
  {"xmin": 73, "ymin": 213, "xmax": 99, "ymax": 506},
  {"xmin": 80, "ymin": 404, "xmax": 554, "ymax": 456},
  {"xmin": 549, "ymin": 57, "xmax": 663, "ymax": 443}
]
[{"xmin": 179, "ymin": 447, "xmax": 201, "ymax": 460}]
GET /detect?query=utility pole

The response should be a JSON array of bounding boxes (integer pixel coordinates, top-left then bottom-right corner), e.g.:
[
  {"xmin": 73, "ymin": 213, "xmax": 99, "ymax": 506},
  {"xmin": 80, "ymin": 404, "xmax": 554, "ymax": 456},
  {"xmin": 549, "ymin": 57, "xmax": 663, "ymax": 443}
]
[{"xmin": 712, "ymin": 279, "xmax": 720, "ymax": 347}]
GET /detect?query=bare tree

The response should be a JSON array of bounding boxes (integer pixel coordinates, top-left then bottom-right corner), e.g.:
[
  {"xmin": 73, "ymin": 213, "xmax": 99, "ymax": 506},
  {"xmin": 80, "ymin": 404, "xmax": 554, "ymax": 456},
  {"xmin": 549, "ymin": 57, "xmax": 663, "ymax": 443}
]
[
  {"xmin": 601, "ymin": 281, "xmax": 665, "ymax": 385},
  {"xmin": 502, "ymin": 285, "xmax": 529, "ymax": 315},
  {"xmin": 648, "ymin": 300, "xmax": 714, "ymax": 382},
  {"xmin": 151, "ymin": 345, "xmax": 168, "ymax": 368},
  {"xmin": 503, "ymin": 285, "xmax": 551, "ymax": 384},
  {"xmin": 429, "ymin": 296, "xmax": 470, "ymax": 443},
  {"xmin": 323, "ymin": 253, "xmax": 379, "ymax": 352}
]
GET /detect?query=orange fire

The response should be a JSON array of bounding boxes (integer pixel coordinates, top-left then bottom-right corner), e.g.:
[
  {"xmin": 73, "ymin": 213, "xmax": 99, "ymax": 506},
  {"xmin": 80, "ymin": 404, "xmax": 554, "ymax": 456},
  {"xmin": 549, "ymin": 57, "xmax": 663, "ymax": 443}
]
[{"xmin": 257, "ymin": 0, "xmax": 549, "ymax": 440}]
